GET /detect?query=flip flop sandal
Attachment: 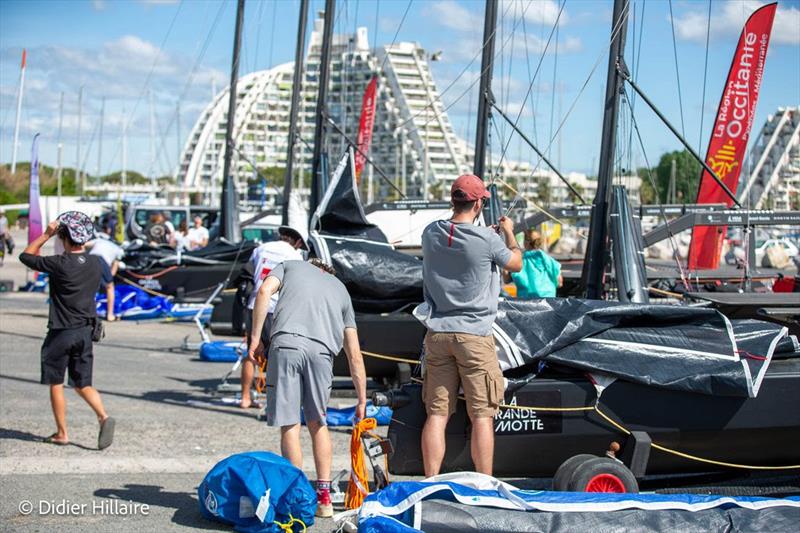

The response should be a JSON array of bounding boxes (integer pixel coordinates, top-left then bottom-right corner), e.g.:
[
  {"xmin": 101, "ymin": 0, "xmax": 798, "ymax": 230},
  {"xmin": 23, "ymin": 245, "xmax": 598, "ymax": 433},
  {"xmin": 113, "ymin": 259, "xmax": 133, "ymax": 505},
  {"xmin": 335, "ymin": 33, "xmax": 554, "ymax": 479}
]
[
  {"xmin": 98, "ymin": 417, "xmax": 115, "ymax": 450},
  {"xmin": 45, "ymin": 434, "xmax": 69, "ymax": 446}
]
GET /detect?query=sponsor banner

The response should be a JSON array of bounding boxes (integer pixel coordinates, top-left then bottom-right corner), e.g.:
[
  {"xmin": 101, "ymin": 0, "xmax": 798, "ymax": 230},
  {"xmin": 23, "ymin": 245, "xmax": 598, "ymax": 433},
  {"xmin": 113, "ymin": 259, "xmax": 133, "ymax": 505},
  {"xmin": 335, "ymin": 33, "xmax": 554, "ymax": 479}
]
[
  {"xmin": 354, "ymin": 76, "xmax": 378, "ymax": 181},
  {"xmin": 28, "ymin": 133, "xmax": 43, "ymax": 244},
  {"xmin": 494, "ymin": 391, "xmax": 562, "ymax": 435},
  {"xmin": 688, "ymin": 3, "xmax": 777, "ymax": 270}
]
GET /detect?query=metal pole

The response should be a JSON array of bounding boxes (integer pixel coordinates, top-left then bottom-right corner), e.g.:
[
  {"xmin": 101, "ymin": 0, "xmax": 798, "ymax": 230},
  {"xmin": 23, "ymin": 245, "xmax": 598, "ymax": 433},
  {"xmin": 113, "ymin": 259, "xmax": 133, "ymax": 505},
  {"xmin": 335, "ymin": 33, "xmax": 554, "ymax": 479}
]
[
  {"xmin": 76, "ymin": 86, "xmax": 83, "ymax": 194},
  {"xmin": 473, "ymin": 0, "xmax": 498, "ymax": 180},
  {"xmin": 97, "ymin": 96, "xmax": 105, "ymax": 180},
  {"xmin": 10, "ymin": 49, "xmax": 26, "ymax": 174},
  {"xmin": 220, "ymin": 0, "xmax": 245, "ymax": 242},
  {"xmin": 282, "ymin": 0, "xmax": 309, "ymax": 225},
  {"xmin": 581, "ymin": 0, "xmax": 629, "ymax": 299},
  {"xmin": 309, "ymin": 0, "xmax": 336, "ymax": 221},
  {"xmin": 121, "ymin": 106, "xmax": 127, "ymax": 189},
  {"xmin": 149, "ymin": 90, "xmax": 156, "ymax": 189},
  {"xmin": 176, "ymin": 100, "xmax": 181, "ymax": 180},
  {"xmin": 56, "ymin": 91, "xmax": 64, "ymax": 213}
]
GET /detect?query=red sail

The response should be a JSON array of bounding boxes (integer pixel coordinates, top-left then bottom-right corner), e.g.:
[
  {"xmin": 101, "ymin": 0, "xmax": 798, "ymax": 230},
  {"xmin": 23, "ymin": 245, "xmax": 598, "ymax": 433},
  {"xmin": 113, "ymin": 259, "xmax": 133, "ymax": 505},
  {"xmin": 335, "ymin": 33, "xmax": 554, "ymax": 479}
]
[
  {"xmin": 354, "ymin": 76, "xmax": 378, "ymax": 182},
  {"xmin": 688, "ymin": 3, "xmax": 777, "ymax": 270}
]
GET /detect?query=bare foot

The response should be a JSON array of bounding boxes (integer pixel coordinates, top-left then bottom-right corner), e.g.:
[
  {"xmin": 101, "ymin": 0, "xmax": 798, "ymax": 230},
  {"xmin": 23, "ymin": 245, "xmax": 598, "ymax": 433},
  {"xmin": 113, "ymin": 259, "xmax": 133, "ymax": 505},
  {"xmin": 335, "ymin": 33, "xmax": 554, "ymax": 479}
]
[
  {"xmin": 239, "ymin": 400, "xmax": 262, "ymax": 409},
  {"xmin": 45, "ymin": 433, "xmax": 69, "ymax": 445}
]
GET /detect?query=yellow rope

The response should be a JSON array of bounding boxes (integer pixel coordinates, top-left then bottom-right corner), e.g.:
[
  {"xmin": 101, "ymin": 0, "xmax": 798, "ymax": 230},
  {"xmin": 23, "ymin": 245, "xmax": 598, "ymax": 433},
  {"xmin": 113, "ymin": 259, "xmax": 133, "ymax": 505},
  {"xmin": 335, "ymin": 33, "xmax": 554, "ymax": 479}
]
[
  {"xmin": 273, "ymin": 514, "xmax": 307, "ymax": 532},
  {"xmin": 364, "ymin": 351, "xmax": 800, "ymax": 470},
  {"xmin": 117, "ymin": 276, "xmax": 173, "ymax": 299},
  {"xmin": 362, "ymin": 350, "xmax": 421, "ymax": 366}
]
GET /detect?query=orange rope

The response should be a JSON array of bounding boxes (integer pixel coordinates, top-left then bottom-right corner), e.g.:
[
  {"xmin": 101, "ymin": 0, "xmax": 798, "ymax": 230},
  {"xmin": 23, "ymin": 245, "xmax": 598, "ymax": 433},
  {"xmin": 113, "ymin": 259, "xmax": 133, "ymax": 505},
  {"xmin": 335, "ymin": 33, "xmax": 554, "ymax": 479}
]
[
  {"xmin": 345, "ymin": 417, "xmax": 377, "ymax": 510},
  {"xmin": 125, "ymin": 265, "xmax": 178, "ymax": 279}
]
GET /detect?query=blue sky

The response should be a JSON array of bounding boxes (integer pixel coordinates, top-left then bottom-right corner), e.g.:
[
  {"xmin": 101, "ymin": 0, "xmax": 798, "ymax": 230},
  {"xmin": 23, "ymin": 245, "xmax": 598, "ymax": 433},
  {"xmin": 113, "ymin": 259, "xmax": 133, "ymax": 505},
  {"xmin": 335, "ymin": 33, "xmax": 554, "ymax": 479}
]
[{"xmin": 1, "ymin": 0, "xmax": 798, "ymax": 180}]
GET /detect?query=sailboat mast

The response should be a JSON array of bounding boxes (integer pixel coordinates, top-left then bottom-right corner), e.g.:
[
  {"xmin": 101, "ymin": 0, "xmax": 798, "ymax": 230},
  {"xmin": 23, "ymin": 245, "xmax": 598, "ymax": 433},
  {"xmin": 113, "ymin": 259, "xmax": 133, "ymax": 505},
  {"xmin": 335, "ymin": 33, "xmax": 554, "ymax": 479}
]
[
  {"xmin": 76, "ymin": 86, "xmax": 83, "ymax": 195},
  {"xmin": 581, "ymin": 0, "xmax": 629, "ymax": 299},
  {"xmin": 56, "ymin": 91, "xmax": 64, "ymax": 213},
  {"xmin": 473, "ymin": 0, "xmax": 498, "ymax": 181},
  {"xmin": 10, "ymin": 49, "xmax": 26, "ymax": 174},
  {"xmin": 97, "ymin": 96, "xmax": 105, "ymax": 180},
  {"xmin": 282, "ymin": 0, "xmax": 309, "ymax": 225},
  {"xmin": 220, "ymin": 0, "xmax": 245, "ymax": 242},
  {"xmin": 309, "ymin": 0, "xmax": 336, "ymax": 222}
]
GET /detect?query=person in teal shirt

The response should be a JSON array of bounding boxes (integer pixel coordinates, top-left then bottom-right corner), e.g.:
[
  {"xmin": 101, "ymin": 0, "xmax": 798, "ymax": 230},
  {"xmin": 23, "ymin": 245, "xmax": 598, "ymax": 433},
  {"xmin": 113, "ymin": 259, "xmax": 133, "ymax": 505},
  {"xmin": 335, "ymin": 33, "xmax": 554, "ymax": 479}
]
[{"xmin": 509, "ymin": 230, "xmax": 563, "ymax": 298}]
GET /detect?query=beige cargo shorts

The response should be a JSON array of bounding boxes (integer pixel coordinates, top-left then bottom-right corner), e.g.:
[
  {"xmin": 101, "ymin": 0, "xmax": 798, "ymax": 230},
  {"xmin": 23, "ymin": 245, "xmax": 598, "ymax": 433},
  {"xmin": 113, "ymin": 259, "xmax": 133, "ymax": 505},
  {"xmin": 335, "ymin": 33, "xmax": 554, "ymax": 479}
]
[{"xmin": 422, "ymin": 331, "xmax": 504, "ymax": 419}]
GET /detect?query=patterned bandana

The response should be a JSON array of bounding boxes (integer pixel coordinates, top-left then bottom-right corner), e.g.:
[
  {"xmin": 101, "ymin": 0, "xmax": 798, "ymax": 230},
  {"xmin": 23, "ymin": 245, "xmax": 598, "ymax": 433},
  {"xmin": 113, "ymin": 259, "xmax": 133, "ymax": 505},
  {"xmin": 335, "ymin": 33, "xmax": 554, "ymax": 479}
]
[{"xmin": 57, "ymin": 211, "xmax": 95, "ymax": 244}]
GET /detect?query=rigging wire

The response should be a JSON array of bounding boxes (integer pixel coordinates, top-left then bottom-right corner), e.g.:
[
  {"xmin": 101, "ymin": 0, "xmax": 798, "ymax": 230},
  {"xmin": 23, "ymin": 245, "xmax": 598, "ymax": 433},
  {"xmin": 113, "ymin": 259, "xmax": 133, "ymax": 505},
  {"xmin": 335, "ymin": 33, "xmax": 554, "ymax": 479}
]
[
  {"xmin": 253, "ymin": 0, "xmax": 265, "ymax": 72},
  {"xmin": 102, "ymin": 0, "xmax": 184, "ymax": 175},
  {"xmin": 267, "ymin": 0, "xmax": 278, "ymax": 69},
  {"xmin": 698, "ymin": 0, "xmax": 712, "ymax": 153},
  {"xmin": 492, "ymin": 0, "xmax": 566, "ymax": 182},
  {"xmin": 126, "ymin": 0, "xmax": 229, "ymax": 179},
  {"xmin": 622, "ymin": 86, "xmax": 690, "ymax": 289},
  {"xmin": 377, "ymin": 0, "xmax": 414, "ymax": 74},
  {"xmin": 548, "ymin": 0, "xmax": 561, "ymax": 162},
  {"xmin": 394, "ymin": 0, "xmax": 530, "ymax": 133},
  {"xmin": 522, "ymin": 0, "xmax": 632, "ymax": 187},
  {"xmin": 667, "ymin": 0, "xmax": 686, "ymax": 138},
  {"xmin": 372, "ymin": 0, "xmax": 380, "ymax": 52}
]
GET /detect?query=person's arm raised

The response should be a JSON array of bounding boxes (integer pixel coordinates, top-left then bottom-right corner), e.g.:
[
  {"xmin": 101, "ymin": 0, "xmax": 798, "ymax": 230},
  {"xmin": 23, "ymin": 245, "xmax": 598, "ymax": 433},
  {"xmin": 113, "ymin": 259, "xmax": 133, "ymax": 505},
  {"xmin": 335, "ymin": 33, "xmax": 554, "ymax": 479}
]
[
  {"xmin": 23, "ymin": 220, "xmax": 59, "ymax": 256},
  {"xmin": 498, "ymin": 217, "xmax": 523, "ymax": 272},
  {"xmin": 343, "ymin": 327, "xmax": 367, "ymax": 421}
]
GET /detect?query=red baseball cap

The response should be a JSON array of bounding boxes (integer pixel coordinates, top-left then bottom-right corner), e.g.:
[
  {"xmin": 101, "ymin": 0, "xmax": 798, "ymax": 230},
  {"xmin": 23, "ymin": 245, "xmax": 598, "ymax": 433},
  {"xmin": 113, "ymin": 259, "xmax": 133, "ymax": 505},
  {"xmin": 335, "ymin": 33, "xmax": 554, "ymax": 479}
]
[{"xmin": 451, "ymin": 174, "xmax": 490, "ymax": 201}]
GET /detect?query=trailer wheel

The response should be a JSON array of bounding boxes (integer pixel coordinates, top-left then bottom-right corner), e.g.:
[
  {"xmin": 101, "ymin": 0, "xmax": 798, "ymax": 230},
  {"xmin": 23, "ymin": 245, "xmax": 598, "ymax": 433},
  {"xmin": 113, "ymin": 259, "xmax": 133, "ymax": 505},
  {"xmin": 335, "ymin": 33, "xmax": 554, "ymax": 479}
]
[
  {"xmin": 568, "ymin": 457, "xmax": 639, "ymax": 493},
  {"xmin": 552, "ymin": 454, "xmax": 597, "ymax": 491}
]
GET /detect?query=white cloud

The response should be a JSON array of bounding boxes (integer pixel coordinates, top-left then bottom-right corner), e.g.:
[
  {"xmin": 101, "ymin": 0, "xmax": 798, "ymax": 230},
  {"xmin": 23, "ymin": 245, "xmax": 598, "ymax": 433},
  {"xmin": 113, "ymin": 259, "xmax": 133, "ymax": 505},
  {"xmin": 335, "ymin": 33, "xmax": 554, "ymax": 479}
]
[
  {"xmin": 425, "ymin": 1, "xmax": 483, "ymax": 33},
  {"xmin": 508, "ymin": 0, "xmax": 568, "ymax": 27},
  {"xmin": 674, "ymin": 0, "xmax": 799, "ymax": 46},
  {"xmin": 139, "ymin": 0, "xmax": 180, "ymax": 5},
  {"xmin": 92, "ymin": 0, "xmax": 106, "ymax": 11}
]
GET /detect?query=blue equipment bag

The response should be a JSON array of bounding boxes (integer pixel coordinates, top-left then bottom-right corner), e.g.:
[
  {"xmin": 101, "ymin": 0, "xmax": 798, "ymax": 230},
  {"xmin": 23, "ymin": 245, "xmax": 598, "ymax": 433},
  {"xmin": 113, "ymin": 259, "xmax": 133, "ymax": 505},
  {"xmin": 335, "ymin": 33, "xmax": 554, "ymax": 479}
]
[
  {"xmin": 199, "ymin": 451, "xmax": 316, "ymax": 533},
  {"xmin": 199, "ymin": 341, "xmax": 243, "ymax": 362}
]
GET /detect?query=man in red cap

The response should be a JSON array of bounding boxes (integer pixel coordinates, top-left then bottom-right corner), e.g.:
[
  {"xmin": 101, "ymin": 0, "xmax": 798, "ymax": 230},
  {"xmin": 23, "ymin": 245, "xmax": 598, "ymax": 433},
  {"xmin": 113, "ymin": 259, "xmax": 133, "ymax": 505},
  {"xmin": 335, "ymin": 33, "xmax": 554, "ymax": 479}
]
[{"xmin": 417, "ymin": 174, "xmax": 522, "ymax": 476}]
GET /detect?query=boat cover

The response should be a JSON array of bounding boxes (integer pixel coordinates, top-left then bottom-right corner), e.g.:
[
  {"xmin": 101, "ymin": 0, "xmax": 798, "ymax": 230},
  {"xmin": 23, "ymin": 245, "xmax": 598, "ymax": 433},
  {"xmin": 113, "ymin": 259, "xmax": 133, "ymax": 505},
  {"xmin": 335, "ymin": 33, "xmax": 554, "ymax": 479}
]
[
  {"xmin": 96, "ymin": 285, "xmax": 212, "ymax": 322},
  {"xmin": 308, "ymin": 149, "xmax": 423, "ymax": 312},
  {"xmin": 123, "ymin": 239, "xmax": 256, "ymax": 271},
  {"xmin": 354, "ymin": 473, "xmax": 800, "ymax": 533},
  {"xmin": 488, "ymin": 298, "xmax": 789, "ymax": 398}
]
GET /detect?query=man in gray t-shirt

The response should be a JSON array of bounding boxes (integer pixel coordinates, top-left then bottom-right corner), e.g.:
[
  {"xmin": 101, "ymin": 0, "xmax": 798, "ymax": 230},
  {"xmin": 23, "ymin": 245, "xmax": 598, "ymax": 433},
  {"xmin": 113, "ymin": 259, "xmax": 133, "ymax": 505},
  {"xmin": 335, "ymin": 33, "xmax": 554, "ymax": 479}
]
[
  {"xmin": 247, "ymin": 259, "xmax": 367, "ymax": 518},
  {"xmin": 419, "ymin": 173, "xmax": 522, "ymax": 478}
]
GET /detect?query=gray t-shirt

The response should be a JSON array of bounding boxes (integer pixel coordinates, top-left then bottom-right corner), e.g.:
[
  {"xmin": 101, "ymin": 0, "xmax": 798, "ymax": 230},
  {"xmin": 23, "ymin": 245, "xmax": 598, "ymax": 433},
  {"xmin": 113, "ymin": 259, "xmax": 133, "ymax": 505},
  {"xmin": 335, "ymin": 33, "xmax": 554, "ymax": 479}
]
[
  {"xmin": 267, "ymin": 260, "xmax": 357, "ymax": 355},
  {"xmin": 421, "ymin": 220, "xmax": 513, "ymax": 336}
]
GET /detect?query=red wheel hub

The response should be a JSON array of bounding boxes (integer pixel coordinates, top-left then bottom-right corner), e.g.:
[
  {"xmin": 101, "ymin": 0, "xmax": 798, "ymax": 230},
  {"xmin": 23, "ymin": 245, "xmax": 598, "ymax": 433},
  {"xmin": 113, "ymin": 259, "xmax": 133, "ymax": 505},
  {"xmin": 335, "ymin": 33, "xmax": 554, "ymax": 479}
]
[{"xmin": 584, "ymin": 473, "xmax": 627, "ymax": 493}]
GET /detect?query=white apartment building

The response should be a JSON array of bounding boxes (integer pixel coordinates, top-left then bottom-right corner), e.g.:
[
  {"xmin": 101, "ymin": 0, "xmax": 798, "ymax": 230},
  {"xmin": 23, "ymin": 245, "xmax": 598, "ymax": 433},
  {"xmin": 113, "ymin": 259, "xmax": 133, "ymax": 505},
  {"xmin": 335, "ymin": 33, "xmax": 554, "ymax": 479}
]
[{"xmin": 738, "ymin": 106, "xmax": 800, "ymax": 210}]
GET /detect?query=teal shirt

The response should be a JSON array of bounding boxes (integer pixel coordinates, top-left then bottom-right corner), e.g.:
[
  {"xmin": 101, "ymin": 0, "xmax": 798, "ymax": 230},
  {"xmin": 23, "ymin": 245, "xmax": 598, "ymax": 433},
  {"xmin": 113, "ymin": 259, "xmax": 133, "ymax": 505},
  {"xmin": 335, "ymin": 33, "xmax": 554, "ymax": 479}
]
[{"xmin": 511, "ymin": 250, "xmax": 561, "ymax": 299}]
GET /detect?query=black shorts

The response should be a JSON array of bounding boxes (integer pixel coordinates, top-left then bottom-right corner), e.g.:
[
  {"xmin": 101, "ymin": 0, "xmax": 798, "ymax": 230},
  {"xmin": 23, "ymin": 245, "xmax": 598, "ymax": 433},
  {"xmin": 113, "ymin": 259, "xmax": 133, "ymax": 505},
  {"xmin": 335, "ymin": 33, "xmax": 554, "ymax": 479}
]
[
  {"xmin": 40, "ymin": 326, "xmax": 94, "ymax": 387},
  {"xmin": 99, "ymin": 260, "xmax": 113, "ymax": 287}
]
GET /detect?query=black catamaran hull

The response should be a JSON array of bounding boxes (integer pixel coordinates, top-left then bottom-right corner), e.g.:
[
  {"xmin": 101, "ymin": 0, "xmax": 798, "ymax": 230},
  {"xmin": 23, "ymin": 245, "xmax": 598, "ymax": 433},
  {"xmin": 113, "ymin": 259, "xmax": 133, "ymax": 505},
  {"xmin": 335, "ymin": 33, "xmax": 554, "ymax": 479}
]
[{"xmin": 387, "ymin": 358, "xmax": 800, "ymax": 478}]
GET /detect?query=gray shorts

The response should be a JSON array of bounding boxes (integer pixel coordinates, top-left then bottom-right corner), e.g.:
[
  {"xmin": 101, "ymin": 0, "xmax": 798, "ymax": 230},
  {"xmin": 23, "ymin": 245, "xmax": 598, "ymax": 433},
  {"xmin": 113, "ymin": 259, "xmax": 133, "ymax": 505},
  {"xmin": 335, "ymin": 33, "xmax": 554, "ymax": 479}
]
[{"xmin": 265, "ymin": 333, "xmax": 334, "ymax": 427}]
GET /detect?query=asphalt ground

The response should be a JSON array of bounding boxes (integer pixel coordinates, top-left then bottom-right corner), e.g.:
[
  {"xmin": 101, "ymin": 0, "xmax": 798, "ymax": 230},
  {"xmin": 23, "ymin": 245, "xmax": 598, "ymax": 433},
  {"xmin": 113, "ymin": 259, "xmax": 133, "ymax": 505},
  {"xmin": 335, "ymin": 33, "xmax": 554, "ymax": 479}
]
[{"xmin": 0, "ymin": 240, "xmax": 404, "ymax": 531}]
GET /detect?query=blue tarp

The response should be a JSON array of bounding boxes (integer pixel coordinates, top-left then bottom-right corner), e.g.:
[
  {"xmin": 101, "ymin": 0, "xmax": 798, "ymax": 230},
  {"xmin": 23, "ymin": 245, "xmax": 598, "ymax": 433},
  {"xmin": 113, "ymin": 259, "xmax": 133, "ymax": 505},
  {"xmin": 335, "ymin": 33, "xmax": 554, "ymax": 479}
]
[
  {"xmin": 199, "ymin": 451, "xmax": 316, "ymax": 533},
  {"xmin": 301, "ymin": 402, "xmax": 393, "ymax": 426},
  {"xmin": 96, "ymin": 285, "xmax": 211, "ymax": 322},
  {"xmin": 357, "ymin": 473, "xmax": 800, "ymax": 533}
]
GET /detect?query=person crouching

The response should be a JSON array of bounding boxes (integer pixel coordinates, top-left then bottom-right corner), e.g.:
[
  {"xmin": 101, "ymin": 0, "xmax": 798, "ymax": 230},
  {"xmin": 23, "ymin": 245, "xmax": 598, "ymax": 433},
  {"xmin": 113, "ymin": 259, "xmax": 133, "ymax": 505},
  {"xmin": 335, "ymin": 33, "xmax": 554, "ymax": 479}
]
[
  {"xmin": 248, "ymin": 259, "xmax": 367, "ymax": 518},
  {"xmin": 19, "ymin": 211, "xmax": 116, "ymax": 450}
]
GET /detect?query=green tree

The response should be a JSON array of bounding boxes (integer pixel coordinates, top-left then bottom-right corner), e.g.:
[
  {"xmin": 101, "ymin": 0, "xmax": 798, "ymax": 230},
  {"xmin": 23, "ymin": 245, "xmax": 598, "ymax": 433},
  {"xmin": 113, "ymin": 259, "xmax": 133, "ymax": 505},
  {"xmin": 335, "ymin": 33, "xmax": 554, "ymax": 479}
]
[
  {"xmin": 639, "ymin": 150, "xmax": 701, "ymax": 204},
  {"xmin": 535, "ymin": 176, "xmax": 551, "ymax": 206}
]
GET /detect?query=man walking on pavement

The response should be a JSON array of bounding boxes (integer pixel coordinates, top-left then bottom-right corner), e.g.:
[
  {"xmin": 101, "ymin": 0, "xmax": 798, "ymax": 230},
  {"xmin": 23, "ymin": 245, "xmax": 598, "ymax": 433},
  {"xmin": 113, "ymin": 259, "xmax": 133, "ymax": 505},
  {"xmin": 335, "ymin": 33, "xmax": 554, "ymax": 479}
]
[
  {"xmin": 240, "ymin": 226, "xmax": 306, "ymax": 409},
  {"xmin": 248, "ymin": 259, "xmax": 367, "ymax": 518},
  {"xmin": 418, "ymin": 174, "xmax": 522, "ymax": 477},
  {"xmin": 19, "ymin": 211, "xmax": 115, "ymax": 450}
]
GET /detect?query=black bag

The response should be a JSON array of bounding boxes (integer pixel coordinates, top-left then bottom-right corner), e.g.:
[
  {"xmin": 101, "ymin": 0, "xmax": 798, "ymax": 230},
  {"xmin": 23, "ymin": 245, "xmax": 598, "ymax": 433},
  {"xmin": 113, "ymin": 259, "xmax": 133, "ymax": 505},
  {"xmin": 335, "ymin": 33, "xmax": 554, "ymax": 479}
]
[{"xmin": 91, "ymin": 318, "xmax": 105, "ymax": 342}]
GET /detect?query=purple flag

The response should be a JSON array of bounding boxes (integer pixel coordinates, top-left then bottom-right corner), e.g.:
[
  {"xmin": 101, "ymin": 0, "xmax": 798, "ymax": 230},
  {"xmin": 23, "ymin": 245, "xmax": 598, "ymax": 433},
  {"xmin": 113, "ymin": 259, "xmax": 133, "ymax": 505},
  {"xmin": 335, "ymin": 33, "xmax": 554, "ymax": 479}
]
[{"xmin": 28, "ymin": 133, "xmax": 43, "ymax": 244}]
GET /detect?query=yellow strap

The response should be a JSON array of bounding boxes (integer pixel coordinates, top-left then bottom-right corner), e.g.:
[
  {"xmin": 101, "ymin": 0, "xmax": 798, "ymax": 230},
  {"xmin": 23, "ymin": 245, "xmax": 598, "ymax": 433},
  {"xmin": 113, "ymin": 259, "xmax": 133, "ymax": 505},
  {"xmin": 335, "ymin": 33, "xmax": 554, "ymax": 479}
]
[{"xmin": 362, "ymin": 350, "xmax": 421, "ymax": 366}]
